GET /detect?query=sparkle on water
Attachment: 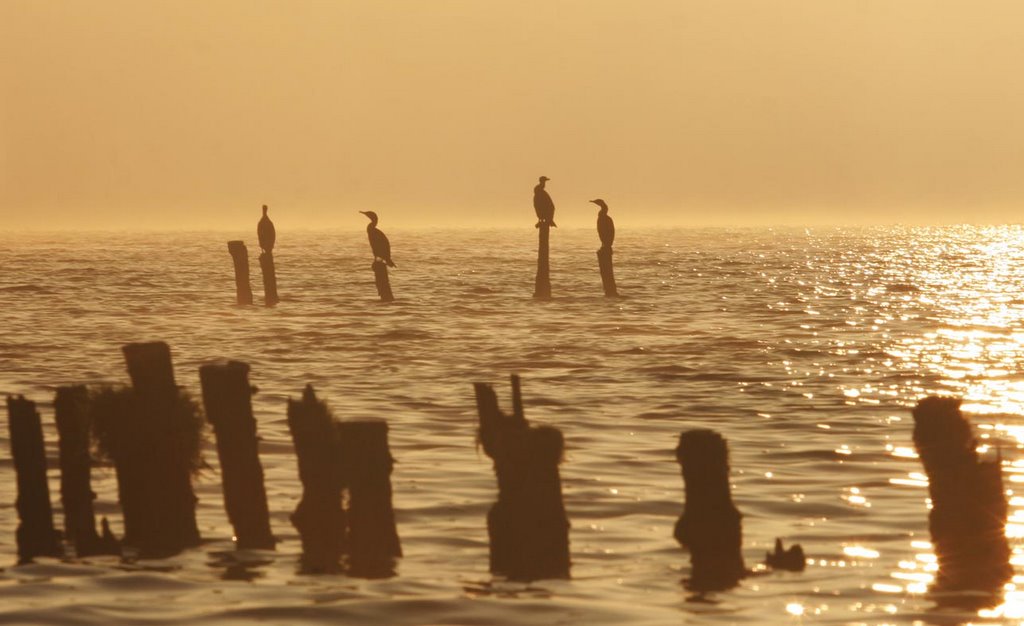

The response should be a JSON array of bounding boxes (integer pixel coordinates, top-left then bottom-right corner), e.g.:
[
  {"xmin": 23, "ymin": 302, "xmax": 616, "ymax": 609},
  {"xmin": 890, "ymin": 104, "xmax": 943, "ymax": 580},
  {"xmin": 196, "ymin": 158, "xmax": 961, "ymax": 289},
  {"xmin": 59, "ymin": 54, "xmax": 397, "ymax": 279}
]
[{"xmin": 1, "ymin": 225, "xmax": 1024, "ymax": 624}]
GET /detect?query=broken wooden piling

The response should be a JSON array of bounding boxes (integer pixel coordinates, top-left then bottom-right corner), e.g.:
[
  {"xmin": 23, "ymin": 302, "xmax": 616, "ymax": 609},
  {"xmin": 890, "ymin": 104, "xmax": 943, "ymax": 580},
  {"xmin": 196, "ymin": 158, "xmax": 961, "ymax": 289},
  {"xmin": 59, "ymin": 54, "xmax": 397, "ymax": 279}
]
[
  {"xmin": 912, "ymin": 396, "xmax": 1011, "ymax": 593},
  {"xmin": 474, "ymin": 375, "xmax": 569, "ymax": 580},
  {"xmin": 674, "ymin": 429, "xmax": 745, "ymax": 591},
  {"xmin": 287, "ymin": 385, "xmax": 345, "ymax": 573},
  {"xmin": 6, "ymin": 395, "xmax": 62, "ymax": 563},
  {"xmin": 597, "ymin": 246, "xmax": 618, "ymax": 297},
  {"xmin": 338, "ymin": 420, "xmax": 402, "ymax": 577},
  {"xmin": 533, "ymin": 223, "xmax": 551, "ymax": 299},
  {"xmin": 228, "ymin": 240, "xmax": 254, "ymax": 305},
  {"xmin": 372, "ymin": 260, "xmax": 394, "ymax": 302},
  {"xmin": 54, "ymin": 385, "xmax": 119, "ymax": 557},
  {"xmin": 199, "ymin": 360, "xmax": 275, "ymax": 550},
  {"xmin": 259, "ymin": 251, "xmax": 279, "ymax": 307}
]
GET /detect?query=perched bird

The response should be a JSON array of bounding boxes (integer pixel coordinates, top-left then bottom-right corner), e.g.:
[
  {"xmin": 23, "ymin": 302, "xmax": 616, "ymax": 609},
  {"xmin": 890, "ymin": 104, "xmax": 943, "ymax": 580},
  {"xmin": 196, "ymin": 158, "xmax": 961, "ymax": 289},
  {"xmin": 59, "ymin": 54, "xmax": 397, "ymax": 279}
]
[
  {"xmin": 257, "ymin": 204, "xmax": 276, "ymax": 253},
  {"xmin": 360, "ymin": 211, "xmax": 396, "ymax": 267},
  {"xmin": 533, "ymin": 176, "xmax": 557, "ymax": 228},
  {"xmin": 591, "ymin": 199, "xmax": 615, "ymax": 248}
]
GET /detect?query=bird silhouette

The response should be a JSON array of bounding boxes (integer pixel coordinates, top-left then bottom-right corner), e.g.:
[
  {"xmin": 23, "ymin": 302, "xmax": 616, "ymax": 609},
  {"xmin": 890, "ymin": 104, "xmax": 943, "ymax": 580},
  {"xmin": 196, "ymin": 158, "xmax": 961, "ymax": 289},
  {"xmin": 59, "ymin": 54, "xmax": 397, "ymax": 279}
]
[
  {"xmin": 360, "ymin": 211, "xmax": 396, "ymax": 267},
  {"xmin": 591, "ymin": 199, "xmax": 614, "ymax": 248},
  {"xmin": 533, "ymin": 176, "xmax": 557, "ymax": 228},
  {"xmin": 257, "ymin": 204, "xmax": 276, "ymax": 253}
]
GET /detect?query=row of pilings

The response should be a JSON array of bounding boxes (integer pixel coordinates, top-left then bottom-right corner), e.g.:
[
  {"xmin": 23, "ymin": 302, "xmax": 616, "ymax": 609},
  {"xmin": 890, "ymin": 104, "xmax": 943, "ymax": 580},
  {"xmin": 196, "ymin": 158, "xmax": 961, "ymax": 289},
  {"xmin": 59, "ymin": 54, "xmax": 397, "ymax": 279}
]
[
  {"xmin": 229, "ymin": 225, "xmax": 616, "ymax": 305},
  {"xmin": 4, "ymin": 348, "xmax": 1012, "ymax": 597}
]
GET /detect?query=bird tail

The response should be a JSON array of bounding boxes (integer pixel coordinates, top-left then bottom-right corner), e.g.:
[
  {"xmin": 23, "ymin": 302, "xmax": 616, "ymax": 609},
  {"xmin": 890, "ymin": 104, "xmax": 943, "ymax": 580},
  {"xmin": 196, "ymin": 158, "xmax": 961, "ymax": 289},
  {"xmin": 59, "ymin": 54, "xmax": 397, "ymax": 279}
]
[
  {"xmin": 550, "ymin": 220, "xmax": 557, "ymax": 227},
  {"xmin": 387, "ymin": 259, "xmax": 397, "ymax": 268}
]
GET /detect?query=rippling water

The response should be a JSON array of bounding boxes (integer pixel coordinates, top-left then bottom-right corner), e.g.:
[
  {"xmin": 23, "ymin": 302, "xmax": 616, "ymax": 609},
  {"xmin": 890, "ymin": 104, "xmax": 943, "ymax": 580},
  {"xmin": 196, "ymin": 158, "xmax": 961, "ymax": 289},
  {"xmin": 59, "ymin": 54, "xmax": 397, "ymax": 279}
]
[{"xmin": 2, "ymin": 225, "xmax": 1024, "ymax": 624}]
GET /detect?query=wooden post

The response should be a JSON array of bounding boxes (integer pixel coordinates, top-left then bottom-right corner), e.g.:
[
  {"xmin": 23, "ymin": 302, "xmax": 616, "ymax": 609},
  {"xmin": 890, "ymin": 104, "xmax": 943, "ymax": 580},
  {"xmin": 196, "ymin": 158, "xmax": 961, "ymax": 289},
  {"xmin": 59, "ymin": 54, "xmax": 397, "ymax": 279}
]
[
  {"xmin": 287, "ymin": 384, "xmax": 345, "ymax": 573},
  {"xmin": 228, "ymin": 241, "xmax": 254, "ymax": 305},
  {"xmin": 338, "ymin": 420, "xmax": 402, "ymax": 577},
  {"xmin": 6, "ymin": 395, "xmax": 62, "ymax": 563},
  {"xmin": 372, "ymin": 260, "xmax": 394, "ymax": 302},
  {"xmin": 54, "ymin": 386, "xmax": 119, "ymax": 557},
  {"xmin": 674, "ymin": 429, "xmax": 745, "ymax": 591},
  {"xmin": 597, "ymin": 246, "xmax": 618, "ymax": 297},
  {"xmin": 118, "ymin": 342, "xmax": 202, "ymax": 557},
  {"xmin": 259, "ymin": 251, "xmax": 279, "ymax": 307},
  {"xmin": 474, "ymin": 375, "xmax": 569, "ymax": 580},
  {"xmin": 912, "ymin": 396, "xmax": 1011, "ymax": 593},
  {"xmin": 199, "ymin": 361, "xmax": 276, "ymax": 550},
  {"xmin": 533, "ymin": 223, "xmax": 551, "ymax": 299}
]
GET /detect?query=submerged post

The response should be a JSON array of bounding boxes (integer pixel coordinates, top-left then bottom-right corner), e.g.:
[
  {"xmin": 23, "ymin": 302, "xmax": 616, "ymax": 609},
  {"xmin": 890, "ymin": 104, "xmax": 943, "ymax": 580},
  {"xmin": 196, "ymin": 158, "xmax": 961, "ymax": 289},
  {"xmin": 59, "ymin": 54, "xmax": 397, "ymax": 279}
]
[
  {"xmin": 372, "ymin": 261, "xmax": 394, "ymax": 302},
  {"xmin": 338, "ymin": 420, "xmax": 402, "ymax": 577},
  {"xmin": 54, "ymin": 386, "xmax": 118, "ymax": 557},
  {"xmin": 674, "ymin": 429, "xmax": 745, "ymax": 591},
  {"xmin": 912, "ymin": 396, "xmax": 1011, "ymax": 593},
  {"xmin": 199, "ymin": 361, "xmax": 276, "ymax": 550},
  {"xmin": 533, "ymin": 223, "xmax": 551, "ymax": 299},
  {"xmin": 287, "ymin": 385, "xmax": 345, "ymax": 573},
  {"xmin": 259, "ymin": 252, "xmax": 279, "ymax": 307},
  {"xmin": 6, "ymin": 395, "xmax": 62, "ymax": 563},
  {"xmin": 597, "ymin": 247, "xmax": 618, "ymax": 297},
  {"xmin": 474, "ymin": 375, "xmax": 569, "ymax": 580},
  {"xmin": 227, "ymin": 241, "xmax": 254, "ymax": 305},
  {"xmin": 116, "ymin": 342, "xmax": 202, "ymax": 557}
]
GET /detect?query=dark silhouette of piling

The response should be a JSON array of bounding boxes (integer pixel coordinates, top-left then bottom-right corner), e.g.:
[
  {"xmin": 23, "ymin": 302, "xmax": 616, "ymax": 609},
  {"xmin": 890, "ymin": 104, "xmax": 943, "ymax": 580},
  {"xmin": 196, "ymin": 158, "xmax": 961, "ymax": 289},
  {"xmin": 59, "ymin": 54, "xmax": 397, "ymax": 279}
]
[
  {"xmin": 765, "ymin": 538, "xmax": 805, "ymax": 572},
  {"xmin": 6, "ymin": 395, "xmax": 62, "ymax": 563},
  {"xmin": 674, "ymin": 429, "xmax": 745, "ymax": 591},
  {"xmin": 287, "ymin": 385, "xmax": 345, "ymax": 573},
  {"xmin": 911, "ymin": 396, "xmax": 1011, "ymax": 593},
  {"xmin": 259, "ymin": 252, "xmax": 279, "ymax": 307},
  {"xmin": 93, "ymin": 342, "xmax": 202, "ymax": 557},
  {"xmin": 372, "ymin": 260, "xmax": 395, "ymax": 302},
  {"xmin": 474, "ymin": 375, "xmax": 569, "ymax": 580},
  {"xmin": 199, "ymin": 361, "xmax": 275, "ymax": 550},
  {"xmin": 597, "ymin": 247, "xmax": 617, "ymax": 297},
  {"xmin": 227, "ymin": 241, "xmax": 254, "ymax": 305},
  {"xmin": 533, "ymin": 224, "xmax": 551, "ymax": 299},
  {"xmin": 54, "ymin": 386, "xmax": 119, "ymax": 557},
  {"xmin": 338, "ymin": 420, "xmax": 402, "ymax": 577}
]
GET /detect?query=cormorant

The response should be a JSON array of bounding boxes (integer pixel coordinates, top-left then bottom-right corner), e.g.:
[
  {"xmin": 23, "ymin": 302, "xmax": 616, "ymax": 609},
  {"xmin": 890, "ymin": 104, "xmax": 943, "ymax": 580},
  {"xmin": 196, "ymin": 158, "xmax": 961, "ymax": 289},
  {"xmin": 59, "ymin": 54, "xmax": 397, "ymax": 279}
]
[
  {"xmin": 533, "ymin": 176, "xmax": 557, "ymax": 228},
  {"xmin": 257, "ymin": 204, "xmax": 276, "ymax": 253},
  {"xmin": 591, "ymin": 199, "xmax": 614, "ymax": 248},
  {"xmin": 360, "ymin": 211, "xmax": 396, "ymax": 267}
]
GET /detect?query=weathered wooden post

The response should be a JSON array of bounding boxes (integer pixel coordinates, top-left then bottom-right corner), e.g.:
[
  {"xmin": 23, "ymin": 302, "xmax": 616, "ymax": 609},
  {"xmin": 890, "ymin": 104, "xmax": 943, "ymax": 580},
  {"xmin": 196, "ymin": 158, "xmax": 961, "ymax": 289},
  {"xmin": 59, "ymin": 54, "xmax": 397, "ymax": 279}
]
[
  {"xmin": 6, "ymin": 395, "xmax": 63, "ymax": 563},
  {"xmin": 372, "ymin": 261, "xmax": 394, "ymax": 302},
  {"xmin": 912, "ymin": 396, "xmax": 1011, "ymax": 593},
  {"xmin": 674, "ymin": 429, "xmax": 745, "ymax": 591},
  {"xmin": 227, "ymin": 241, "xmax": 254, "ymax": 305},
  {"xmin": 338, "ymin": 420, "xmax": 402, "ymax": 577},
  {"xmin": 533, "ymin": 224, "xmax": 551, "ymax": 299},
  {"xmin": 287, "ymin": 385, "xmax": 345, "ymax": 573},
  {"xmin": 474, "ymin": 375, "xmax": 570, "ymax": 580},
  {"xmin": 94, "ymin": 342, "xmax": 203, "ymax": 557},
  {"xmin": 199, "ymin": 361, "xmax": 276, "ymax": 550},
  {"xmin": 597, "ymin": 247, "xmax": 618, "ymax": 297},
  {"xmin": 259, "ymin": 252, "xmax": 279, "ymax": 307},
  {"xmin": 54, "ymin": 385, "xmax": 119, "ymax": 556}
]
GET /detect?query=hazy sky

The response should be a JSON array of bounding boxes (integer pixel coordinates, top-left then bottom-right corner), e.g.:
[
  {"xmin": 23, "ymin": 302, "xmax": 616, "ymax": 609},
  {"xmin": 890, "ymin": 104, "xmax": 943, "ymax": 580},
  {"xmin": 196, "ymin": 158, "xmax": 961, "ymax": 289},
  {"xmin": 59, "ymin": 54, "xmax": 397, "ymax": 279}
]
[{"xmin": 3, "ymin": 1, "xmax": 1024, "ymax": 229}]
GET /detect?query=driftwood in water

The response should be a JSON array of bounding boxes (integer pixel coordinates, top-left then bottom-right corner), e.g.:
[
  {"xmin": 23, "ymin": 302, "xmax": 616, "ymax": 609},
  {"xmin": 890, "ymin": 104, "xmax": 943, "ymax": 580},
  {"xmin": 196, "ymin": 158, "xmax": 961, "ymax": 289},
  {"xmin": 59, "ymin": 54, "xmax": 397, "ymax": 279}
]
[
  {"xmin": 287, "ymin": 385, "xmax": 345, "ymax": 573},
  {"xmin": 912, "ymin": 396, "xmax": 1011, "ymax": 593},
  {"xmin": 372, "ymin": 260, "xmax": 394, "ymax": 302},
  {"xmin": 533, "ymin": 223, "xmax": 551, "ymax": 299},
  {"xmin": 474, "ymin": 375, "xmax": 569, "ymax": 580},
  {"xmin": 93, "ymin": 342, "xmax": 203, "ymax": 557},
  {"xmin": 338, "ymin": 420, "xmax": 402, "ymax": 577},
  {"xmin": 674, "ymin": 429, "xmax": 745, "ymax": 591},
  {"xmin": 6, "ymin": 395, "xmax": 62, "ymax": 563},
  {"xmin": 259, "ymin": 251, "xmax": 279, "ymax": 307},
  {"xmin": 54, "ymin": 386, "xmax": 119, "ymax": 557},
  {"xmin": 228, "ymin": 240, "xmax": 254, "ymax": 305},
  {"xmin": 199, "ymin": 361, "xmax": 275, "ymax": 550},
  {"xmin": 597, "ymin": 246, "xmax": 618, "ymax": 297}
]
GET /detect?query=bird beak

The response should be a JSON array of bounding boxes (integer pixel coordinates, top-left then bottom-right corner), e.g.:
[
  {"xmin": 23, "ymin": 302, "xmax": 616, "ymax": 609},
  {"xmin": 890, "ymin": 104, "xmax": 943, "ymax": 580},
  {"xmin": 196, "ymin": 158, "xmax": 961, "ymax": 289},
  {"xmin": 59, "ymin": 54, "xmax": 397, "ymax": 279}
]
[{"xmin": 359, "ymin": 211, "xmax": 369, "ymax": 215}]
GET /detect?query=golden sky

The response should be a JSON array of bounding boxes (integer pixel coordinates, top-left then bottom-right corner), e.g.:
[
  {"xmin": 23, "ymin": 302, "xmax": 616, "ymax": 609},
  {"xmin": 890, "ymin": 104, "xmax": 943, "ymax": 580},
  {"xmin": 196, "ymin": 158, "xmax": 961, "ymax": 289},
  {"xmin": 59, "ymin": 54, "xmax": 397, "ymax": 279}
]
[{"xmin": 3, "ymin": 1, "xmax": 1023, "ymax": 229}]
